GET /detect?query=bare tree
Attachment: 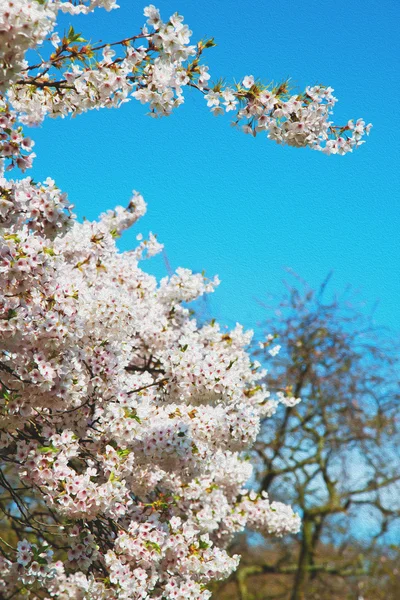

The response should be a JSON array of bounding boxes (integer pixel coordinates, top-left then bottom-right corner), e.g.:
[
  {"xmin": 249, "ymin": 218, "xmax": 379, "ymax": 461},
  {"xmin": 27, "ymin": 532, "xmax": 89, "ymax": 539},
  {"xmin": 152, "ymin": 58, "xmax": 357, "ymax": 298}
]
[{"xmin": 218, "ymin": 275, "xmax": 400, "ymax": 600}]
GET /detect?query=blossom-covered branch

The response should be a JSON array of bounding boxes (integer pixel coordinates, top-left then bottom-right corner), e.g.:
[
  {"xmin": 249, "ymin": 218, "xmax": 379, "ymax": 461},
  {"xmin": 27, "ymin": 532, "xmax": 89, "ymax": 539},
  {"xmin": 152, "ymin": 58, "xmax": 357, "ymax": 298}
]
[
  {"xmin": 0, "ymin": 176, "xmax": 300, "ymax": 598},
  {"xmin": 1, "ymin": 0, "xmax": 371, "ymax": 177}
]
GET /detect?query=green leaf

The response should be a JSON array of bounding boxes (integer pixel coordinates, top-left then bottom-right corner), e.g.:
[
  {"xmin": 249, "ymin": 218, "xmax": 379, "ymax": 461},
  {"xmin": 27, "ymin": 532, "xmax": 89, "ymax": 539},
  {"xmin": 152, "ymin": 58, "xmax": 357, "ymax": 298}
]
[
  {"xmin": 123, "ymin": 407, "xmax": 141, "ymax": 423},
  {"xmin": 226, "ymin": 358, "xmax": 238, "ymax": 370},
  {"xmin": 117, "ymin": 448, "xmax": 131, "ymax": 457},
  {"xmin": 67, "ymin": 25, "xmax": 75, "ymax": 40},
  {"xmin": 145, "ymin": 541, "xmax": 161, "ymax": 554},
  {"xmin": 38, "ymin": 445, "xmax": 58, "ymax": 454},
  {"xmin": 204, "ymin": 38, "xmax": 217, "ymax": 49},
  {"xmin": 3, "ymin": 233, "xmax": 20, "ymax": 242}
]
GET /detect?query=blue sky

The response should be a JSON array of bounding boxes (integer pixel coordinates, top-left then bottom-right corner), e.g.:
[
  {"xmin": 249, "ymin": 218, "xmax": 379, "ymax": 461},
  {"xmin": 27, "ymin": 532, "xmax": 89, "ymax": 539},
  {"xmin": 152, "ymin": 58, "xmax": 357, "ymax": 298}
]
[{"xmin": 29, "ymin": 0, "xmax": 400, "ymax": 334}]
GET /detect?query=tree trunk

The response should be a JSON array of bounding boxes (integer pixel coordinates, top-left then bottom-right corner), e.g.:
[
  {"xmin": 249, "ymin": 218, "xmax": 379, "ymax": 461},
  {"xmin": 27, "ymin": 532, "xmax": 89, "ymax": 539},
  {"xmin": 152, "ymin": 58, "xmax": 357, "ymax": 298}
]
[{"xmin": 290, "ymin": 516, "xmax": 313, "ymax": 600}]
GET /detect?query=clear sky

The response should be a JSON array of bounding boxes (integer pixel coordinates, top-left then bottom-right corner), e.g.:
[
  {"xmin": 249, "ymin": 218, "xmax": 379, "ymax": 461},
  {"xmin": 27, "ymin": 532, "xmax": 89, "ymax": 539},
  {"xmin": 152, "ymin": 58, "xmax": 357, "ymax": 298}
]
[{"xmin": 29, "ymin": 0, "xmax": 400, "ymax": 334}]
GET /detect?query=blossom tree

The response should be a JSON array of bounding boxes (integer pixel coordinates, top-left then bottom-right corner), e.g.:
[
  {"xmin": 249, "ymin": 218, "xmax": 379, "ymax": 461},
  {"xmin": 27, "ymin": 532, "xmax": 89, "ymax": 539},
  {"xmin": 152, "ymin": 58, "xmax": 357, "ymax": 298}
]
[{"xmin": 0, "ymin": 2, "xmax": 369, "ymax": 599}]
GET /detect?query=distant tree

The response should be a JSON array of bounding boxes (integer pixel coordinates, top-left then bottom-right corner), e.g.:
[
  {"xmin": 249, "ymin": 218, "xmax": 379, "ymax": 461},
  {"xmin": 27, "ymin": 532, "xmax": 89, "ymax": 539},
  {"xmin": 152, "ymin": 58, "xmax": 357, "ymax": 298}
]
[{"xmin": 220, "ymin": 275, "xmax": 400, "ymax": 600}]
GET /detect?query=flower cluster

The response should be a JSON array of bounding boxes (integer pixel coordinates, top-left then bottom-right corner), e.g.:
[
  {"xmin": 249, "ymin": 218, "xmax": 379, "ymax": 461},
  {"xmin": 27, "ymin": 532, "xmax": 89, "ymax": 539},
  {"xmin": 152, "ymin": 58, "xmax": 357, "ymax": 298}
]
[
  {"xmin": 0, "ymin": 0, "xmax": 118, "ymax": 91},
  {"xmin": 58, "ymin": 1, "xmax": 119, "ymax": 15},
  {"xmin": 0, "ymin": 2, "xmax": 370, "ymax": 157},
  {"xmin": 0, "ymin": 0, "xmax": 56, "ymax": 91},
  {"xmin": 14, "ymin": 539, "xmax": 55, "ymax": 586},
  {"xmin": 238, "ymin": 491, "xmax": 301, "ymax": 537},
  {"xmin": 0, "ymin": 177, "xmax": 300, "ymax": 597},
  {"xmin": 207, "ymin": 80, "xmax": 372, "ymax": 154},
  {"xmin": 0, "ymin": 97, "xmax": 35, "ymax": 173}
]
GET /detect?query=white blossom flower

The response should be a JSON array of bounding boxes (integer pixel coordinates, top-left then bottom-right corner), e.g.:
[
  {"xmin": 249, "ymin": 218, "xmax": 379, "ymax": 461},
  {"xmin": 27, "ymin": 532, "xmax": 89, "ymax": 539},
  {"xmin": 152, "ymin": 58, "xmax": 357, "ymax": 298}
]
[{"xmin": 242, "ymin": 75, "xmax": 255, "ymax": 89}]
